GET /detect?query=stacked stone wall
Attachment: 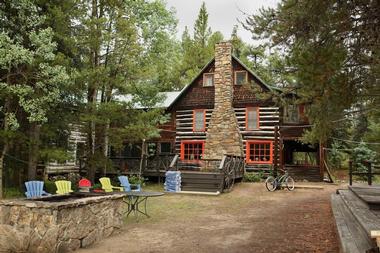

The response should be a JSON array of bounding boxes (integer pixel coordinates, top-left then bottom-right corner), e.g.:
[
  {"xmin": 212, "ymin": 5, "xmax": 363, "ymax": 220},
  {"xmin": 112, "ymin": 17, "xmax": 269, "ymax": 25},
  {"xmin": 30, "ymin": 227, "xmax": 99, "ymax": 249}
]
[{"xmin": 0, "ymin": 194, "xmax": 125, "ymax": 253}]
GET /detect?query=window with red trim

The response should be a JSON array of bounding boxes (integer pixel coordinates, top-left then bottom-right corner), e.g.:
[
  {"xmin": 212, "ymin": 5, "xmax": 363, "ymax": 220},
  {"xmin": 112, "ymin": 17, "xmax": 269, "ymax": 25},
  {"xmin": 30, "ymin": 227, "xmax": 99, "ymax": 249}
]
[
  {"xmin": 180, "ymin": 141, "xmax": 204, "ymax": 161},
  {"xmin": 246, "ymin": 141, "xmax": 273, "ymax": 164},
  {"xmin": 193, "ymin": 109, "xmax": 205, "ymax": 132},
  {"xmin": 246, "ymin": 107, "xmax": 259, "ymax": 130}
]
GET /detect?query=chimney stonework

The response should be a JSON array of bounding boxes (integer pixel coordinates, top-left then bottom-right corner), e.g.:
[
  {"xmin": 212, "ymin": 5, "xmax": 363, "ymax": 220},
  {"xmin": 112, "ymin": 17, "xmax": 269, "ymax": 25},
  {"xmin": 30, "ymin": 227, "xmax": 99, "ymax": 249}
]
[{"xmin": 203, "ymin": 42, "xmax": 244, "ymax": 160}]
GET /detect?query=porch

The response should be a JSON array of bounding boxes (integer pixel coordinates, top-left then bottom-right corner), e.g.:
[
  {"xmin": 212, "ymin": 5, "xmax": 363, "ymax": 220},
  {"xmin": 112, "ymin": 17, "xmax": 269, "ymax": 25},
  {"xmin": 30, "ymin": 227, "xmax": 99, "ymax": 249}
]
[{"xmin": 110, "ymin": 154, "xmax": 245, "ymax": 193}]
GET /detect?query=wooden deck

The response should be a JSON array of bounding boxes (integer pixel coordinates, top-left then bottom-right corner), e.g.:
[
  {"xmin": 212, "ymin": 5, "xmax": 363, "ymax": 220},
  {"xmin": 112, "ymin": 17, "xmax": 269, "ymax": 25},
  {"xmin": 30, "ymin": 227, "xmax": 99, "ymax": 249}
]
[
  {"xmin": 349, "ymin": 185, "xmax": 380, "ymax": 210},
  {"xmin": 143, "ymin": 170, "xmax": 233, "ymax": 193},
  {"xmin": 331, "ymin": 185, "xmax": 380, "ymax": 253}
]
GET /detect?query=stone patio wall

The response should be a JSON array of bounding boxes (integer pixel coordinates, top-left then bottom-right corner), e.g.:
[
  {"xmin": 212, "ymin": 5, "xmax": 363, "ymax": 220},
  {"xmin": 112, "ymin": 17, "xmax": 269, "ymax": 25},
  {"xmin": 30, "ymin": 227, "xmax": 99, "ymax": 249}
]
[{"xmin": 0, "ymin": 194, "xmax": 125, "ymax": 253}]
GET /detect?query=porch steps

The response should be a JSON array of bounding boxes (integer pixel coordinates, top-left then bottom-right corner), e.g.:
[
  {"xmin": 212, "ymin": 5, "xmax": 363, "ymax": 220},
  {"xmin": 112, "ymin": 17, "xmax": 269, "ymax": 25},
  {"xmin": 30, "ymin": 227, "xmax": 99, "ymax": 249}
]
[
  {"xmin": 180, "ymin": 171, "xmax": 223, "ymax": 192},
  {"xmin": 331, "ymin": 187, "xmax": 380, "ymax": 253}
]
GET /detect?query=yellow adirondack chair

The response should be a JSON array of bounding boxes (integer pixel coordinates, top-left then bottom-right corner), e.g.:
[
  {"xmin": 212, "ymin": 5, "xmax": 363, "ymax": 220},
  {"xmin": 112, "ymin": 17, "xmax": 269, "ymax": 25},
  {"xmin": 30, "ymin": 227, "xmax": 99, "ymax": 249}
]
[
  {"xmin": 99, "ymin": 177, "xmax": 123, "ymax": 192},
  {"xmin": 55, "ymin": 180, "xmax": 73, "ymax": 194}
]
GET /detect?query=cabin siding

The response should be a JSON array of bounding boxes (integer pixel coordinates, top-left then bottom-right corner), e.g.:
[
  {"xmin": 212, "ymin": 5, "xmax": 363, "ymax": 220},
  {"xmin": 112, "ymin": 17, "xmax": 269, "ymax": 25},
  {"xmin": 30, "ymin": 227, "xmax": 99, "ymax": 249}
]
[
  {"xmin": 174, "ymin": 63, "xmax": 215, "ymax": 110},
  {"xmin": 174, "ymin": 109, "xmax": 212, "ymax": 153},
  {"xmin": 235, "ymin": 107, "xmax": 280, "ymax": 171},
  {"xmin": 173, "ymin": 106, "xmax": 280, "ymax": 169}
]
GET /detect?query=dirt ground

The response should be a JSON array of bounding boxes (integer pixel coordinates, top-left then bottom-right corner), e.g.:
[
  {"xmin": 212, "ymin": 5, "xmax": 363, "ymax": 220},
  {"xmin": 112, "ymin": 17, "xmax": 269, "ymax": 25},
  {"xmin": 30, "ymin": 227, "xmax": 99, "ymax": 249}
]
[{"xmin": 76, "ymin": 183, "xmax": 340, "ymax": 253}]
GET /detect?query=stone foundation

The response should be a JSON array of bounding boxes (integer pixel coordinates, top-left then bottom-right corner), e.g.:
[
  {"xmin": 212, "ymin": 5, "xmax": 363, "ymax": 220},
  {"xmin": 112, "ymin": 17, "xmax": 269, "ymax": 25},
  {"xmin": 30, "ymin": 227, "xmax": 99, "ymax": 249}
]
[
  {"xmin": 0, "ymin": 194, "xmax": 125, "ymax": 253},
  {"xmin": 204, "ymin": 41, "xmax": 243, "ymax": 159}
]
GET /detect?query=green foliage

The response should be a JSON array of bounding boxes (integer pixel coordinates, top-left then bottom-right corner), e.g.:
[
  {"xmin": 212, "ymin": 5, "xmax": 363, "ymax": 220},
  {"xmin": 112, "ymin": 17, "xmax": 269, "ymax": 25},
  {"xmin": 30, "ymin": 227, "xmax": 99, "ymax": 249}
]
[
  {"xmin": 39, "ymin": 148, "xmax": 72, "ymax": 163},
  {"xmin": 44, "ymin": 180, "xmax": 57, "ymax": 194},
  {"xmin": 352, "ymin": 142, "xmax": 377, "ymax": 173},
  {"xmin": 4, "ymin": 187, "xmax": 23, "ymax": 199},
  {"xmin": 244, "ymin": 0, "xmax": 380, "ymax": 143},
  {"xmin": 364, "ymin": 114, "xmax": 380, "ymax": 157},
  {"xmin": 129, "ymin": 175, "xmax": 147, "ymax": 186},
  {"xmin": 92, "ymin": 183, "xmax": 102, "ymax": 190},
  {"xmin": 328, "ymin": 142, "xmax": 344, "ymax": 169},
  {"xmin": 243, "ymin": 172, "xmax": 264, "ymax": 182}
]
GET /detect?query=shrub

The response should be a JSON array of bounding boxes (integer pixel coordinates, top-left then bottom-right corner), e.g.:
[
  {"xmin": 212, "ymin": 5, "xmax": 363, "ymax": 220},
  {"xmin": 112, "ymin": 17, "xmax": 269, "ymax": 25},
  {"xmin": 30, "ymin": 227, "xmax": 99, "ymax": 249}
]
[
  {"xmin": 351, "ymin": 142, "xmax": 377, "ymax": 181},
  {"xmin": 129, "ymin": 175, "xmax": 147, "ymax": 186},
  {"xmin": 352, "ymin": 142, "xmax": 377, "ymax": 173},
  {"xmin": 243, "ymin": 172, "xmax": 263, "ymax": 182},
  {"xmin": 44, "ymin": 180, "xmax": 57, "ymax": 194},
  {"xmin": 4, "ymin": 187, "xmax": 23, "ymax": 199},
  {"xmin": 328, "ymin": 142, "xmax": 344, "ymax": 169},
  {"xmin": 92, "ymin": 183, "xmax": 102, "ymax": 190}
]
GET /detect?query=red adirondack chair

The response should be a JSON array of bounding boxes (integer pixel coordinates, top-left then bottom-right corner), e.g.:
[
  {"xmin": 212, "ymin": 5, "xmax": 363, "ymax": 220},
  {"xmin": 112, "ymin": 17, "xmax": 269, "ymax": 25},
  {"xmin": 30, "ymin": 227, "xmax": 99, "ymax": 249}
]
[{"xmin": 78, "ymin": 178, "xmax": 91, "ymax": 192}]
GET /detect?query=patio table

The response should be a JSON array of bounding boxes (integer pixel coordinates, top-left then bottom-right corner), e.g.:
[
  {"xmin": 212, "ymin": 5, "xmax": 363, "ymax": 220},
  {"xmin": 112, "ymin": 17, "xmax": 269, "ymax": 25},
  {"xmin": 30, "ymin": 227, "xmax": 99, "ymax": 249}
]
[{"xmin": 123, "ymin": 191, "xmax": 164, "ymax": 218}]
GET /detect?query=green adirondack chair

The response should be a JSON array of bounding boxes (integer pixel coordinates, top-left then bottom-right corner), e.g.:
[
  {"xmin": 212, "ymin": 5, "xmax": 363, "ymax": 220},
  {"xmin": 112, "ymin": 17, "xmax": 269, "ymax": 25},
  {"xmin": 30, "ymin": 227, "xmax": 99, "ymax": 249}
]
[
  {"xmin": 99, "ymin": 177, "xmax": 123, "ymax": 192},
  {"xmin": 55, "ymin": 180, "xmax": 73, "ymax": 194}
]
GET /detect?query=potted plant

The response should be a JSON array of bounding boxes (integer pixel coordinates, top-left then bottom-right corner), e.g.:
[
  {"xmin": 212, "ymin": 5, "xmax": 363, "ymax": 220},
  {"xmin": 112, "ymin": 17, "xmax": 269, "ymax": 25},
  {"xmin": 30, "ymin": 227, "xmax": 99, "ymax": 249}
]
[{"xmin": 129, "ymin": 175, "xmax": 146, "ymax": 190}]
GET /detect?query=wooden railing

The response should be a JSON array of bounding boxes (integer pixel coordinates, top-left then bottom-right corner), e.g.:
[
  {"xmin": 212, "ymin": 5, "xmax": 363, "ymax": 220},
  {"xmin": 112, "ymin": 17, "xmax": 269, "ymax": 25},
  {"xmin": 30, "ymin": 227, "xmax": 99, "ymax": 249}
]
[
  {"xmin": 219, "ymin": 155, "xmax": 245, "ymax": 192},
  {"xmin": 349, "ymin": 161, "xmax": 380, "ymax": 186}
]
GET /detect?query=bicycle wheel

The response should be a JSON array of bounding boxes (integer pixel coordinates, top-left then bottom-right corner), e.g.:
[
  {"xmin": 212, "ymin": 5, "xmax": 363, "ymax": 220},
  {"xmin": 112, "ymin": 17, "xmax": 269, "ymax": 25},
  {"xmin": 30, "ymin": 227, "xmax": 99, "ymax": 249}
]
[
  {"xmin": 286, "ymin": 176, "xmax": 295, "ymax": 191},
  {"xmin": 265, "ymin": 176, "xmax": 277, "ymax": 192}
]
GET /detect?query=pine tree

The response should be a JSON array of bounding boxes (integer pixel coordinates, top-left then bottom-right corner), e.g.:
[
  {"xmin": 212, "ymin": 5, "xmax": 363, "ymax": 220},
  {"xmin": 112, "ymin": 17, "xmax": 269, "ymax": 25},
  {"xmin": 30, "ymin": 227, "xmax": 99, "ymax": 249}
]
[
  {"xmin": 193, "ymin": 2, "xmax": 213, "ymax": 68},
  {"xmin": 0, "ymin": 0, "xmax": 70, "ymax": 195},
  {"xmin": 244, "ymin": 0, "xmax": 380, "ymax": 143}
]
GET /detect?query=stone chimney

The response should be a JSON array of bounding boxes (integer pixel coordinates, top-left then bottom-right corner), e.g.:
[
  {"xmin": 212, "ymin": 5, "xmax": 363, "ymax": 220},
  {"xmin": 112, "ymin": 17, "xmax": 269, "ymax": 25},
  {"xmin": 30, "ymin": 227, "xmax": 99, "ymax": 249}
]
[{"xmin": 203, "ymin": 42, "xmax": 243, "ymax": 160}]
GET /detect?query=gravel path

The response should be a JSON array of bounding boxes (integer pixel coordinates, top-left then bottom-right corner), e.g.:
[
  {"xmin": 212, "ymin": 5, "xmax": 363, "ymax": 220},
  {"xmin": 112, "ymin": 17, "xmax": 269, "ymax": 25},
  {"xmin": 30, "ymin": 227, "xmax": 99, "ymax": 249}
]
[{"xmin": 76, "ymin": 182, "xmax": 340, "ymax": 253}]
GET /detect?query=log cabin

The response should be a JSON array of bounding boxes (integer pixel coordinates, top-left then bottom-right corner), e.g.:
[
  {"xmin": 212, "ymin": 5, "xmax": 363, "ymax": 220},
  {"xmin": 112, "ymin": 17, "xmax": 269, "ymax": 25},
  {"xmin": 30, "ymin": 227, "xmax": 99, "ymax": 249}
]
[
  {"xmin": 114, "ymin": 41, "xmax": 325, "ymax": 190},
  {"xmin": 40, "ymin": 41, "xmax": 326, "ymax": 191}
]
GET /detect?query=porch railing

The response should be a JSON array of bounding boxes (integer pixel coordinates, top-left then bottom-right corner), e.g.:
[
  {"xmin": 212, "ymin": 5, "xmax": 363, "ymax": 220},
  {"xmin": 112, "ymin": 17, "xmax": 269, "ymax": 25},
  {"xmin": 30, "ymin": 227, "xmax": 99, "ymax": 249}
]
[
  {"xmin": 349, "ymin": 161, "xmax": 380, "ymax": 186},
  {"xmin": 168, "ymin": 154, "xmax": 245, "ymax": 192}
]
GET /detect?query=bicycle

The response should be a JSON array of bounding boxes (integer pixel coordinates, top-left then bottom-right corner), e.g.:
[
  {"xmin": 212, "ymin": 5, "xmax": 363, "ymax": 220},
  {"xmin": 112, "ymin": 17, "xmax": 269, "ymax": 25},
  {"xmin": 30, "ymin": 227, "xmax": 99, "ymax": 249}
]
[{"xmin": 265, "ymin": 169, "xmax": 295, "ymax": 191}]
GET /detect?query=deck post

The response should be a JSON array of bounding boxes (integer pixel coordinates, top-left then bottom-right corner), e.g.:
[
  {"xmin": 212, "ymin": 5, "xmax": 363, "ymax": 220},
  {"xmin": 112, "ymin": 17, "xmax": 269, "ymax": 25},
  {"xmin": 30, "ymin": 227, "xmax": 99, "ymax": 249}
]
[
  {"xmin": 274, "ymin": 126, "xmax": 279, "ymax": 177},
  {"xmin": 349, "ymin": 160, "xmax": 353, "ymax": 186},
  {"xmin": 367, "ymin": 161, "xmax": 372, "ymax": 186}
]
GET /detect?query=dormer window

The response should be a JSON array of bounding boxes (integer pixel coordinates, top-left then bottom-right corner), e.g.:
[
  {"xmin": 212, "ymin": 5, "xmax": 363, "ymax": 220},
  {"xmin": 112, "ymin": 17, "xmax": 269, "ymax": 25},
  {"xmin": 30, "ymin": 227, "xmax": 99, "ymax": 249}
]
[
  {"xmin": 203, "ymin": 73, "xmax": 214, "ymax": 87},
  {"xmin": 235, "ymin": 71, "xmax": 247, "ymax": 85}
]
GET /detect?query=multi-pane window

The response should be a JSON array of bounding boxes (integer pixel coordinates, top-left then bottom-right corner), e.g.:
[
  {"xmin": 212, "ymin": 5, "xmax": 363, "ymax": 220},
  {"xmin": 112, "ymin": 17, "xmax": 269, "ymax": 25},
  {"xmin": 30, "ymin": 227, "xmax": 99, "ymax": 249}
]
[
  {"xmin": 203, "ymin": 73, "xmax": 214, "ymax": 87},
  {"xmin": 235, "ymin": 71, "xmax": 247, "ymax": 85},
  {"xmin": 246, "ymin": 107, "xmax": 259, "ymax": 130},
  {"xmin": 193, "ymin": 109, "xmax": 205, "ymax": 131},
  {"xmin": 246, "ymin": 141, "xmax": 273, "ymax": 164},
  {"xmin": 181, "ymin": 141, "xmax": 204, "ymax": 161}
]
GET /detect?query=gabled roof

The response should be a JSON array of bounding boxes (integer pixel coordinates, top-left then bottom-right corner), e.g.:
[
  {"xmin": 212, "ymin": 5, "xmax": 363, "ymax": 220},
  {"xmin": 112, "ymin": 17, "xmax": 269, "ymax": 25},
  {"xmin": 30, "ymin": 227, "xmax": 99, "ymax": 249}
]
[
  {"xmin": 167, "ymin": 55, "xmax": 274, "ymax": 109},
  {"xmin": 167, "ymin": 58, "xmax": 215, "ymax": 110}
]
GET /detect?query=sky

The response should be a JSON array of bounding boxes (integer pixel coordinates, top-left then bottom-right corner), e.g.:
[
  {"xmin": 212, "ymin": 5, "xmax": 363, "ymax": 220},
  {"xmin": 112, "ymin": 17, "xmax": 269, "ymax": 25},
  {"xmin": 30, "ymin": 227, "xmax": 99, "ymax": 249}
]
[{"xmin": 164, "ymin": 0, "xmax": 279, "ymax": 44}]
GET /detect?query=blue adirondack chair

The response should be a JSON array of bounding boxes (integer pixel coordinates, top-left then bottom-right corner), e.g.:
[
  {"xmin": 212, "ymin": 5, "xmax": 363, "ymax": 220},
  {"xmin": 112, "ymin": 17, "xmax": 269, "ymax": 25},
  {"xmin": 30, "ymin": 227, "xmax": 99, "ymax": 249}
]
[
  {"xmin": 118, "ymin": 176, "xmax": 141, "ymax": 192},
  {"xmin": 25, "ymin": 181, "xmax": 50, "ymax": 198}
]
